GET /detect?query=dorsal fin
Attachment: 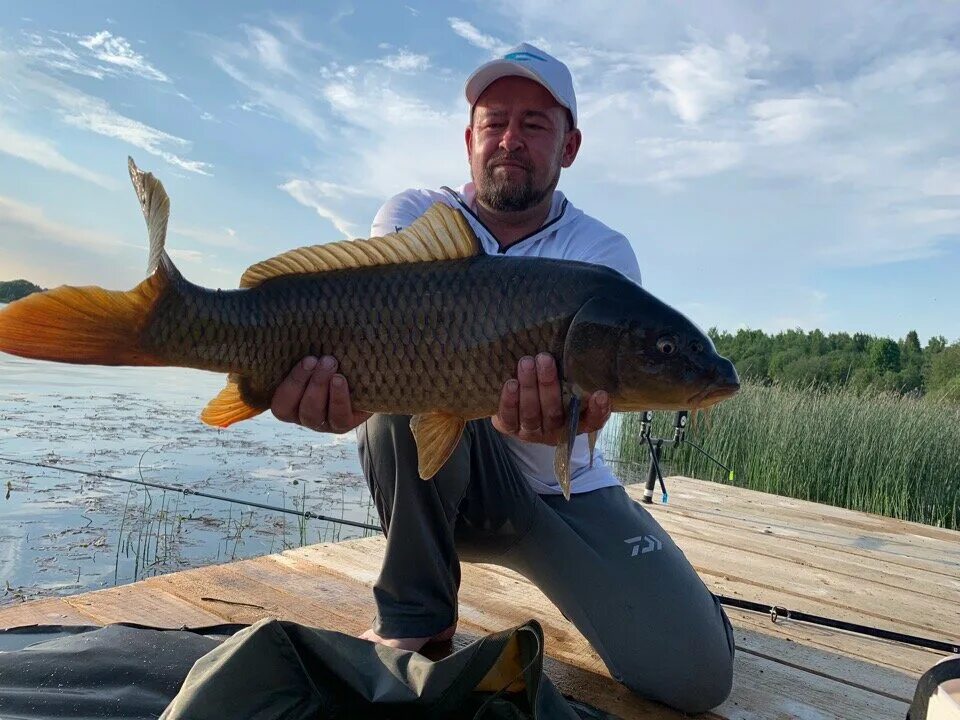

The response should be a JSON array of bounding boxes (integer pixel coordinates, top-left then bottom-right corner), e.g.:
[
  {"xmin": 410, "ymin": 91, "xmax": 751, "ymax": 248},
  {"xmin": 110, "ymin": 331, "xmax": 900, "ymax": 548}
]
[
  {"xmin": 238, "ymin": 202, "xmax": 479, "ymax": 289},
  {"xmin": 127, "ymin": 157, "xmax": 171, "ymax": 276}
]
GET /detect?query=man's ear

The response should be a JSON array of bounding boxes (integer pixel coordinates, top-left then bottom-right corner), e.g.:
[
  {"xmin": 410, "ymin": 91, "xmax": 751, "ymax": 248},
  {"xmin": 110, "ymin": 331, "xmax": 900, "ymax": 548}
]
[
  {"xmin": 561, "ymin": 128, "xmax": 582, "ymax": 168},
  {"xmin": 465, "ymin": 125, "xmax": 473, "ymax": 164}
]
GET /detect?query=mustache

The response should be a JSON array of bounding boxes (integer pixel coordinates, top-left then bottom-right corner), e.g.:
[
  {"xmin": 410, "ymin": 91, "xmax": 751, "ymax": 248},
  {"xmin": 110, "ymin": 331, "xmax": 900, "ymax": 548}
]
[{"xmin": 486, "ymin": 152, "xmax": 532, "ymax": 170}]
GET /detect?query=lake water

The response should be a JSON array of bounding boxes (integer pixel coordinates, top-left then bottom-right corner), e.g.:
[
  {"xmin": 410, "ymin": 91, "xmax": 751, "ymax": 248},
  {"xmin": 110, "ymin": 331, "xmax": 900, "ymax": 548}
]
[{"xmin": 0, "ymin": 301, "xmax": 376, "ymax": 606}]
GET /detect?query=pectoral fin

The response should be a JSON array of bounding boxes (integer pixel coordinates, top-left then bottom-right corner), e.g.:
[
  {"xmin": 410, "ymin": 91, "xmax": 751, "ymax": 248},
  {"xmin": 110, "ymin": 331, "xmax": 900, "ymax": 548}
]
[
  {"xmin": 410, "ymin": 413, "xmax": 466, "ymax": 479},
  {"xmin": 553, "ymin": 394, "xmax": 582, "ymax": 501},
  {"xmin": 201, "ymin": 375, "xmax": 265, "ymax": 427}
]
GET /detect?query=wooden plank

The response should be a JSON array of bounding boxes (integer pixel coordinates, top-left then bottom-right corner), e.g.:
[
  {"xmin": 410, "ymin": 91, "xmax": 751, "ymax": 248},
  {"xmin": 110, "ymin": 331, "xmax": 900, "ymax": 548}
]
[
  {"xmin": 638, "ymin": 476, "xmax": 960, "ymax": 547},
  {"xmin": 730, "ymin": 615, "xmax": 919, "ymax": 703},
  {"xmin": 144, "ymin": 558, "xmax": 374, "ymax": 630},
  {"xmin": 680, "ymin": 540, "xmax": 959, "ymax": 638},
  {"xmin": 717, "ymin": 648, "xmax": 908, "ymax": 720},
  {"xmin": 62, "ymin": 585, "xmax": 225, "ymax": 627},
  {"xmin": 0, "ymin": 597, "xmax": 98, "ymax": 628},
  {"xmin": 654, "ymin": 501, "xmax": 960, "ymax": 580},
  {"xmin": 636, "ymin": 480, "xmax": 960, "ymax": 570},
  {"xmin": 655, "ymin": 505, "xmax": 958, "ymax": 601}
]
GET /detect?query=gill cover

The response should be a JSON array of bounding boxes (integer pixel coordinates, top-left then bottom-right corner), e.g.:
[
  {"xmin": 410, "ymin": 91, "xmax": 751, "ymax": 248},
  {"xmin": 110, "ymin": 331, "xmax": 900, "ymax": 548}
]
[
  {"xmin": 553, "ymin": 297, "xmax": 629, "ymax": 499},
  {"xmin": 562, "ymin": 296, "xmax": 627, "ymax": 396}
]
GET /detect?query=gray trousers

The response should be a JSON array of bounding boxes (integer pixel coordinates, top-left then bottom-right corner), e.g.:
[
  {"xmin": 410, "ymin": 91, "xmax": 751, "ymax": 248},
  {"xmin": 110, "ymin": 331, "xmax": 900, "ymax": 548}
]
[{"xmin": 357, "ymin": 414, "xmax": 735, "ymax": 713}]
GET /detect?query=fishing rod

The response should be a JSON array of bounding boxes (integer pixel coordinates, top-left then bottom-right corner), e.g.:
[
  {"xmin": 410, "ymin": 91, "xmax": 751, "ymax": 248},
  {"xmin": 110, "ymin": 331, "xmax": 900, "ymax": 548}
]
[
  {"xmin": 716, "ymin": 594, "xmax": 960, "ymax": 655},
  {"xmin": 638, "ymin": 410, "xmax": 734, "ymax": 504},
  {"xmin": 0, "ymin": 456, "xmax": 382, "ymax": 533}
]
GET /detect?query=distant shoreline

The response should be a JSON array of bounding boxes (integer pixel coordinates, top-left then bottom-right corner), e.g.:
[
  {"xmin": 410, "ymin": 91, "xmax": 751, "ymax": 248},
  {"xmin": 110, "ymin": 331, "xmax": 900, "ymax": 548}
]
[{"xmin": 0, "ymin": 280, "xmax": 43, "ymax": 303}]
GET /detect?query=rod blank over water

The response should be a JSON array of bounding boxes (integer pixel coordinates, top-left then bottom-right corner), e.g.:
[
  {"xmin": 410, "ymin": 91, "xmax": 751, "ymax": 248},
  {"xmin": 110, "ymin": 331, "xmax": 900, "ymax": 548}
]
[{"xmin": 0, "ymin": 455, "xmax": 382, "ymax": 533}]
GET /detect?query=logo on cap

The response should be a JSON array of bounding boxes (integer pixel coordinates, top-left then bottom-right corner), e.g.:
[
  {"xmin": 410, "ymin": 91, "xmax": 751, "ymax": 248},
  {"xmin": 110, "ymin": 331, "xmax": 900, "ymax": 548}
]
[{"xmin": 504, "ymin": 51, "xmax": 547, "ymax": 63}]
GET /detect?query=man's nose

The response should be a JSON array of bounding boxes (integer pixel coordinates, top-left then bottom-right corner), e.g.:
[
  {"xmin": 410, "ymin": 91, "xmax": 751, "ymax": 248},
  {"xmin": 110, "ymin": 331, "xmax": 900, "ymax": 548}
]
[{"xmin": 499, "ymin": 124, "xmax": 524, "ymax": 153}]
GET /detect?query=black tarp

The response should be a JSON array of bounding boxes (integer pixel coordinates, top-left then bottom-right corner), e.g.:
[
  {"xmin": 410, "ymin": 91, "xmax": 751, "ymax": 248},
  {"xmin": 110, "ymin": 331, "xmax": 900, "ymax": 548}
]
[{"xmin": 0, "ymin": 618, "xmax": 617, "ymax": 719}]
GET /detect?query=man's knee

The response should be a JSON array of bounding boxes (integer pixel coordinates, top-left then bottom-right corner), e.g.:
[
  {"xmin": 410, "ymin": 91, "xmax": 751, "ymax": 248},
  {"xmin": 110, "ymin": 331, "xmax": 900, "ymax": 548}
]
[{"xmin": 617, "ymin": 608, "xmax": 734, "ymax": 713}]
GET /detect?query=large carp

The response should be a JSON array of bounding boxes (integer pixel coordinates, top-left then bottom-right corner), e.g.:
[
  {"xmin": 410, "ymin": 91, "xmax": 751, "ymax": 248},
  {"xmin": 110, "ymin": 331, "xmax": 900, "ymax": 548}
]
[{"xmin": 0, "ymin": 159, "xmax": 739, "ymax": 498}]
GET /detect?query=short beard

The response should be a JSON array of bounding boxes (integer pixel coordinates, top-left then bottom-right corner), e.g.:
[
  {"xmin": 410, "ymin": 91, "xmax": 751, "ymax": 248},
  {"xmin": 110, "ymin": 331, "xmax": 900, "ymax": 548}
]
[{"xmin": 475, "ymin": 154, "xmax": 560, "ymax": 212}]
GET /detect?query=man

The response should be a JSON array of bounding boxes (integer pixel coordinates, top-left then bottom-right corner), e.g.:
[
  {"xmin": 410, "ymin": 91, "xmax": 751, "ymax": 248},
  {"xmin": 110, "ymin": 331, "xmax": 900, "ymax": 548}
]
[{"xmin": 271, "ymin": 43, "xmax": 734, "ymax": 713}]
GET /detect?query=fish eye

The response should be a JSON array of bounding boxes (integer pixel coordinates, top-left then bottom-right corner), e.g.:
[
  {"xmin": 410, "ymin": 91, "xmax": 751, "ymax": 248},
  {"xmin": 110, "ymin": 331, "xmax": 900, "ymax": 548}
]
[{"xmin": 656, "ymin": 335, "xmax": 678, "ymax": 355}]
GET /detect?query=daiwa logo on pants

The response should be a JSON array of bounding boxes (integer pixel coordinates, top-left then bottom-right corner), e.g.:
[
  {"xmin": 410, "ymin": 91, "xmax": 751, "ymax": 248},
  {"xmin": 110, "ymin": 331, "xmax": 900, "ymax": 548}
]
[{"xmin": 625, "ymin": 535, "xmax": 662, "ymax": 556}]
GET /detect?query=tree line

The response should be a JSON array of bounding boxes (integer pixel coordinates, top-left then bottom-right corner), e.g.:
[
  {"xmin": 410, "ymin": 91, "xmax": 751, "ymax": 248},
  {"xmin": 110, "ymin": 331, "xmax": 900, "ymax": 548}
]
[
  {"xmin": 0, "ymin": 280, "xmax": 43, "ymax": 303},
  {"xmin": 709, "ymin": 327, "xmax": 960, "ymax": 402}
]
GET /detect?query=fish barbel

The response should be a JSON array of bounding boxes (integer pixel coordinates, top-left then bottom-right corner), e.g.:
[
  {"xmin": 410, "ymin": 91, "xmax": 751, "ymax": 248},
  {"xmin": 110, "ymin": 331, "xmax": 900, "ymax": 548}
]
[{"xmin": 0, "ymin": 159, "xmax": 740, "ymax": 498}]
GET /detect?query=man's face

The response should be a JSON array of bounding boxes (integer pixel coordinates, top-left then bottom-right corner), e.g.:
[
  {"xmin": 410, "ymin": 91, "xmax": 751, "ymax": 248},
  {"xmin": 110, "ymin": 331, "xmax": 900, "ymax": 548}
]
[{"xmin": 466, "ymin": 76, "xmax": 581, "ymax": 213}]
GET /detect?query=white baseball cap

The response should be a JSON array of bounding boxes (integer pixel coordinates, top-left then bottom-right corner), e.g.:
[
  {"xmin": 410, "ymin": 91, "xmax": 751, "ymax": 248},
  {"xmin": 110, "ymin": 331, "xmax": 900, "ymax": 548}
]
[{"xmin": 465, "ymin": 42, "xmax": 578, "ymax": 127}]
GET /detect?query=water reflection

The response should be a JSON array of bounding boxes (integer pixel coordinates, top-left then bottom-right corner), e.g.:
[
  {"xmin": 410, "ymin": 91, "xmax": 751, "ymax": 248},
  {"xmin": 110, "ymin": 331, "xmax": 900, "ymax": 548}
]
[{"xmin": 0, "ymin": 322, "xmax": 377, "ymax": 606}]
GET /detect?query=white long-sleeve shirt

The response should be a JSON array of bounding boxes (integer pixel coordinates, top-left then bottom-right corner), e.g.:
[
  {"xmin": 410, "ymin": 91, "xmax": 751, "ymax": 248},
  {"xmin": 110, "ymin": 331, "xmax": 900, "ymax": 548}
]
[{"xmin": 371, "ymin": 183, "xmax": 642, "ymax": 495}]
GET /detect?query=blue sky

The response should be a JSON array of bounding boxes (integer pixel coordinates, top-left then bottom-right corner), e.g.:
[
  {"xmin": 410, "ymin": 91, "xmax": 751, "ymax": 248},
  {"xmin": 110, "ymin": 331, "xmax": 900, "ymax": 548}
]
[{"xmin": 0, "ymin": 1, "xmax": 958, "ymax": 344}]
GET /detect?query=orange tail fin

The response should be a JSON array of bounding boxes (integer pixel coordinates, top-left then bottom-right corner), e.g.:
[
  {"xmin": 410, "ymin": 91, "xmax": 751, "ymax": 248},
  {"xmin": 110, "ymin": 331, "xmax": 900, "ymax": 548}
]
[{"xmin": 0, "ymin": 274, "xmax": 166, "ymax": 366}]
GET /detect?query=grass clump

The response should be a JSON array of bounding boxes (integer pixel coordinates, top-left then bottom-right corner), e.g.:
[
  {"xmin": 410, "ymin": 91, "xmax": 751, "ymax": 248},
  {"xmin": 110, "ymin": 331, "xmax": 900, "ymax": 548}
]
[{"xmin": 610, "ymin": 382, "xmax": 960, "ymax": 529}]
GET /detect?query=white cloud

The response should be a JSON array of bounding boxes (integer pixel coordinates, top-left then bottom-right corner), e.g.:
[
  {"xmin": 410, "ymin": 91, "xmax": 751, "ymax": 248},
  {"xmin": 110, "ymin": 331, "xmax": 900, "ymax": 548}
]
[
  {"xmin": 4, "ymin": 39, "xmax": 209, "ymax": 175},
  {"xmin": 633, "ymin": 138, "xmax": 744, "ymax": 188},
  {"xmin": 854, "ymin": 48, "xmax": 960, "ymax": 95},
  {"xmin": 59, "ymin": 99, "xmax": 211, "ymax": 175},
  {"xmin": 751, "ymin": 96, "xmax": 850, "ymax": 145},
  {"xmin": 448, "ymin": 18, "xmax": 510, "ymax": 55},
  {"xmin": 18, "ymin": 33, "xmax": 106, "ymax": 79},
  {"xmin": 167, "ymin": 248, "xmax": 207, "ymax": 264},
  {"xmin": 269, "ymin": 17, "xmax": 326, "ymax": 52},
  {"xmin": 378, "ymin": 49, "xmax": 430, "ymax": 73},
  {"xmin": 213, "ymin": 55, "xmax": 327, "ymax": 139},
  {"xmin": 243, "ymin": 26, "xmax": 294, "ymax": 75},
  {"xmin": 922, "ymin": 161, "xmax": 960, "ymax": 197},
  {"xmin": 649, "ymin": 34, "xmax": 769, "ymax": 124},
  {"xmin": 77, "ymin": 30, "xmax": 170, "ymax": 82},
  {"xmin": 321, "ymin": 80, "xmax": 450, "ymax": 129},
  {"xmin": 0, "ymin": 121, "xmax": 114, "ymax": 187},
  {"xmin": 279, "ymin": 179, "xmax": 381, "ymax": 237},
  {"xmin": 899, "ymin": 208, "xmax": 960, "ymax": 225},
  {"xmin": 0, "ymin": 195, "xmax": 134, "ymax": 253},
  {"xmin": 171, "ymin": 225, "xmax": 249, "ymax": 250}
]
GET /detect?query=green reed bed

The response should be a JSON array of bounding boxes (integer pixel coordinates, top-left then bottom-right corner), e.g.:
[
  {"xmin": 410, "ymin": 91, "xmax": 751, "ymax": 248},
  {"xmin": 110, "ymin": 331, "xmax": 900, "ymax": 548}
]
[{"xmin": 609, "ymin": 382, "xmax": 960, "ymax": 529}]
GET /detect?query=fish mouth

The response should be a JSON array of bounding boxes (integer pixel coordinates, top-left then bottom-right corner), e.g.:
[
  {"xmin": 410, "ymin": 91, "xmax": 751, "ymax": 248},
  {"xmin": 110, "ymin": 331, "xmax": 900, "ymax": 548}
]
[{"xmin": 687, "ymin": 381, "xmax": 740, "ymax": 408}]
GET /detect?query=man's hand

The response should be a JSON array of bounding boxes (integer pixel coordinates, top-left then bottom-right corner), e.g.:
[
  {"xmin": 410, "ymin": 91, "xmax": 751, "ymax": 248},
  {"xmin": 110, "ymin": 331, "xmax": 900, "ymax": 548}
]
[
  {"xmin": 271, "ymin": 356, "xmax": 371, "ymax": 433},
  {"xmin": 492, "ymin": 353, "xmax": 611, "ymax": 445}
]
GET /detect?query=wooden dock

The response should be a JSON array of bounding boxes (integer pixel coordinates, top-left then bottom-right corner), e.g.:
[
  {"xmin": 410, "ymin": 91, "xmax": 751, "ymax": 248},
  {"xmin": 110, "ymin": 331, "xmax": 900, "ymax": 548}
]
[{"xmin": 2, "ymin": 477, "xmax": 957, "ymax": 719}]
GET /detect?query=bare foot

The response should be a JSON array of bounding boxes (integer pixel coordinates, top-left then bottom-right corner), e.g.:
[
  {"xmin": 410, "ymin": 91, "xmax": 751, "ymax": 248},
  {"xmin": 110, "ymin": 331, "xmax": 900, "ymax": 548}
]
[{"xmin": 358, "ymin": 622, "xmax": 456, "ymax": 652}]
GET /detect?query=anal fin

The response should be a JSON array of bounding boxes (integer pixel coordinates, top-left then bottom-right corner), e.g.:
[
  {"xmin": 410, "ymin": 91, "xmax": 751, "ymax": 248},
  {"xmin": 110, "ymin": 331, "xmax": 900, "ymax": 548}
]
[
  {"xmin": 201, "ymin": 375, "xmax": 265, "ymax": 428},
  {"xmin": 553, "ymin": 394, "xmax": 582, "ymax": 501},
  {"xmin": 410, "ymin": 412, "xmax": 466, "ymax": 479}
]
